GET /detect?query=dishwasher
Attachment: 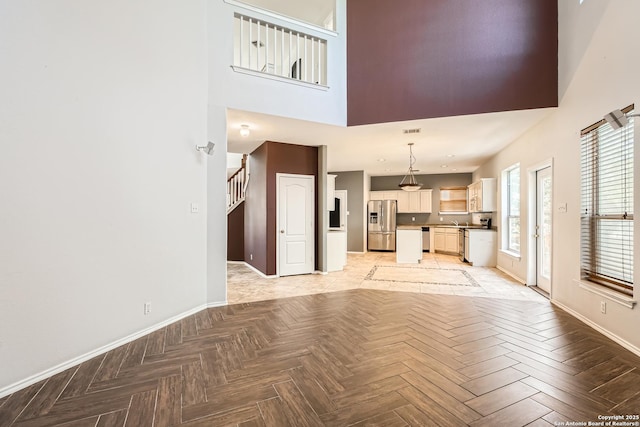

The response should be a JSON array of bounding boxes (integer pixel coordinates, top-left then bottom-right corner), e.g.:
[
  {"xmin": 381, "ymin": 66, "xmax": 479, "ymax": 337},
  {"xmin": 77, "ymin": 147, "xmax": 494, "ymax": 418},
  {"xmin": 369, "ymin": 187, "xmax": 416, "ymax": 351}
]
[{"xmin": 421, "ymin": 227, "xmax": 430, "ymax": 252}]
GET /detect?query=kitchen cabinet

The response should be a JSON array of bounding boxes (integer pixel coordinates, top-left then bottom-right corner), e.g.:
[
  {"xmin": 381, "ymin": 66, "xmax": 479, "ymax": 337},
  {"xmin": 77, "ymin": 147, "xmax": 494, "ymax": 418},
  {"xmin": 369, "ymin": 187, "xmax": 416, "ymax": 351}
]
[
  {"xmin": 327, "ymin": 230, "xmax": 347, "ymax": 271},
  {"xmin": 440, "ymin": 187, "xmax": 468, "ymax": 214},
  {"xmin": 391, "ymin": 190, "xmax": 433, "ymax": 213},
  {"xmin": 396, "ymin": 228, "xmax": 422, "ymax": 264},
  {"xmin": 465, "ymin": 229, "xmax": 497, "ymax": 266},
  {"xmin": 468, "ymin": 178, "xmax": 497, "ymax": 213},
  {"xmin": 327, "ymin": 174, "xmax": 337, "ymax": 211},
  {"xmin": 370, "ymin": 189, "xmax": 432, "ymax": 213},
  {"xmin": 419, "ymin": 190, "xmax": 432, "ymax": 213},
  {"xmin": 396, "ymin": 191, "xmax": 410, "ymax": 212},
  {"xmin": 370, "ymin": 191, "xmax": 398, "ymax": 201},
  {"xmin": 433, "ymin": 227, "xmax": 459, "ymax": 254},
  {"xmin": 434, "ymin": 232, "xmax": 446, "ymax": 251}
]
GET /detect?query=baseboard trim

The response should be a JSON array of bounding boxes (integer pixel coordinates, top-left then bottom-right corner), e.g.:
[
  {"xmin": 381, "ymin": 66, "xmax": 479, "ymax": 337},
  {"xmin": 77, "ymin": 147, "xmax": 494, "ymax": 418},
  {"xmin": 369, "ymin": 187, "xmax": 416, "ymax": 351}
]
[
  {"xmin": 552, "ymin": 300, "xmax": 640, "ymax": 358},
  {"xmin": 0, "ymin": 304, "xmax": 208, "ymax": 399},
  {"xmin": 207, "ymin": 300, "xmax": 228, "ymax": 308},
  {"xmin": 496, "ymin": 265, "xmax": 527, "ymax": 285},
  {"xmin": 347, "ymin": 251, "xmax": 366, "ymax": 254},
  {"xmin": 240, "ymin": 262, "xmax": 278, "ymax": 279}
]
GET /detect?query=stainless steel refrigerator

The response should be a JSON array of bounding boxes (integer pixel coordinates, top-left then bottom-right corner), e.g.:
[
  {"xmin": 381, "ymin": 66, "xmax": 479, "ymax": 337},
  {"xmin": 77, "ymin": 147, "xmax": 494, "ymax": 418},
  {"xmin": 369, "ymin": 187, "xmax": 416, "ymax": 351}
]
[{"xmin": 367, "ymin": 200, "xmax": 397, "ymax": 251}]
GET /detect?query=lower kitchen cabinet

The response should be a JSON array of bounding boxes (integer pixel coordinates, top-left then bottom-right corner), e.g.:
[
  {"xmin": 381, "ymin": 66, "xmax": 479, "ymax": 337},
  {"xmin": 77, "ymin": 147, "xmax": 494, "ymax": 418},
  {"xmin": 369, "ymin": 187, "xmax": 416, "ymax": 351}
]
[
  {"xmin": 465, "ymin": 229, "xmax": 497, "ymax": 267},
  {"xmin": 434, "ymin": 227, "xmax": 459, "ymax": 254},
  {"xmin": 327, "ymin": 231, "xmax": 347, "ymax": 271},
  {"xmin": 396, "ymin": 228, "xmax": 422, "ymax": 264}
]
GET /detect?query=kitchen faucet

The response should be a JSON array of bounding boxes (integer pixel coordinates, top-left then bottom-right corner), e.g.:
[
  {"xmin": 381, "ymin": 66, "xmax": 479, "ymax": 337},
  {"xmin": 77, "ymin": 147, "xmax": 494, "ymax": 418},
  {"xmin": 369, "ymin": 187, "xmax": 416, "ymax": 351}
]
[{"xmin": 451, "ymin": 220, "xmax": 459, "ymax": 226}]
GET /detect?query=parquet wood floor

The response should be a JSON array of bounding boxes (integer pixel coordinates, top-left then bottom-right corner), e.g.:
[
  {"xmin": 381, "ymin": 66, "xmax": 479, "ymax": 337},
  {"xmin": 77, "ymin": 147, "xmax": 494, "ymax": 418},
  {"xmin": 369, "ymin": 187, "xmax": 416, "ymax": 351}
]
[{"xmin": 2, "ymin": 289, "xmax": 639, "ymax": 426}]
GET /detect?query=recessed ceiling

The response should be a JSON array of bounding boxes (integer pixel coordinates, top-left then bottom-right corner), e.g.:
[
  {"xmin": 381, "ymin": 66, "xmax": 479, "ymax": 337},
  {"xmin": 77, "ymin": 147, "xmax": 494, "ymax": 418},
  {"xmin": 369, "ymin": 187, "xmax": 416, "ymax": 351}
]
[{"xmin": 227, "ymin": 107, "xmax": 555, "ymax": 175}]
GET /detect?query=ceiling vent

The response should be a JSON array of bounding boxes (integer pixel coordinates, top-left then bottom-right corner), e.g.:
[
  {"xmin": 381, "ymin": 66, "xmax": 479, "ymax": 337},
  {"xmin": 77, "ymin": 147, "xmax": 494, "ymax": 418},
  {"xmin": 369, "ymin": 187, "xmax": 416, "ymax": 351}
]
[{"xmin": 402, "ymin": 128, "xmax": 421, "ymax": 135}]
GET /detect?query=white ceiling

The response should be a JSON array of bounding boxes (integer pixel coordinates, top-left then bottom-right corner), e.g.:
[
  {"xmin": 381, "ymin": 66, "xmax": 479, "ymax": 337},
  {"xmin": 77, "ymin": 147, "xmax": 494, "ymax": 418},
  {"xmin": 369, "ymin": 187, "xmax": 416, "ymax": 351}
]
[
  {"xmin": 226, "ymin": 107, "xmax": 555, "ymax": 175},
  {"xmin": 240, "ymin": 0, "xmax": 335, "ymax": 28}
]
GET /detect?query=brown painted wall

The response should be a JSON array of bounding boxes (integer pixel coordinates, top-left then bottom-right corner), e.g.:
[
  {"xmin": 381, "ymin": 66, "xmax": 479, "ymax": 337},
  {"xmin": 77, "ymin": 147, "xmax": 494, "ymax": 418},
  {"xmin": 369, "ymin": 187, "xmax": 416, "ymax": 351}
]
[
  {"xmin": 245, "ymin": 141, "xmax": 319, "ymax": 276},
  {"xmin": 227, "ymin": 202, "xmax": 244, "ymax": 261},
  {"xmin": 347, "ymin": 0, "xmax": 558, "ymax": 126}
]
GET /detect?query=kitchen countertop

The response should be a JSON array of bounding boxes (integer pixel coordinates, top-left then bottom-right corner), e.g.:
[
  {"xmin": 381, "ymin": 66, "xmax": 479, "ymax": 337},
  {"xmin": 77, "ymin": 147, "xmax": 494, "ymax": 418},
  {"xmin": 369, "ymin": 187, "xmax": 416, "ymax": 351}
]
[{"xmin": 397, "ymin": 224, "xmax": 497, "ymax": 231}]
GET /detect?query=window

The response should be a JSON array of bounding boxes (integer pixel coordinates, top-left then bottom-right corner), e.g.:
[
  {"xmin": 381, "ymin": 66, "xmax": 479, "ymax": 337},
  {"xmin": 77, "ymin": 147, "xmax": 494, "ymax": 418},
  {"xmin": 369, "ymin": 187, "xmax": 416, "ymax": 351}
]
[
  {"xmin": 580, "ymin": 105, "xmax": 634, "ymax": 295},
  {"xmin": 502, "ymin": 164, "xmax": 521, "ymax": 254}
]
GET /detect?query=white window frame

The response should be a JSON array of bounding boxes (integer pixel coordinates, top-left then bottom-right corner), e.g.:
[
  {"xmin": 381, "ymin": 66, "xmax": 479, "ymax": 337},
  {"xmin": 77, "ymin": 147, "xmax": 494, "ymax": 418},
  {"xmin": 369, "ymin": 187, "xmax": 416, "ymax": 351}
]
[
  {"xmin": 579, "ymin": 106, "xmax": 634, "ymax": 296},
  {"xmin": 502, "ymin": 164, "xmax": 521, "ymax": 257}
]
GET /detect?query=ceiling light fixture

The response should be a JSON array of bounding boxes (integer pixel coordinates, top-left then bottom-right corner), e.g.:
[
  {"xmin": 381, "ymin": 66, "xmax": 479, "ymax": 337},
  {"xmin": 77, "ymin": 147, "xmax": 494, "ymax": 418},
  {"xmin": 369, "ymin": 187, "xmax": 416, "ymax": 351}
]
[
  {"xmin": 399, "ymin": 143, "xmax": 422, "ymax": 192},
  {"xmin": 441, "ymin": 165, "xmax": 448, "ymax": 168},
  {"xmin": 446, "ymin": 154, "xmax": 455, "ymax": 158},
  {"xmin": 240, "ymin": 125, "xmax": 250, "ymax": 137},
  {"xmin": 377, "ymin": 158, "xmax": 386, "ymax": 162}
]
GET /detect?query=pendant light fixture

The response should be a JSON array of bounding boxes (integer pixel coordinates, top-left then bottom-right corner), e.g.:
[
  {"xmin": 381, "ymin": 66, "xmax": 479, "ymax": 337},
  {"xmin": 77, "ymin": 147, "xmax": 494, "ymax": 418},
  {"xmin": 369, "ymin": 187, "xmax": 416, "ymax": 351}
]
[{"xmin": 399, "ymin": 143, "xmax": 422, "ymax": 192}]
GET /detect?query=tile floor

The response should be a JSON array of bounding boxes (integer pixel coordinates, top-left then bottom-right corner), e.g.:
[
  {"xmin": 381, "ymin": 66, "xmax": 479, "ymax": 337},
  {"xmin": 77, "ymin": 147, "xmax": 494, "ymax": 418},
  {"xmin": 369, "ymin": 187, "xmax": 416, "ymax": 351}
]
[{"xmin": 228, "ymin": 252, "xmax": 548, "ymax": 304}]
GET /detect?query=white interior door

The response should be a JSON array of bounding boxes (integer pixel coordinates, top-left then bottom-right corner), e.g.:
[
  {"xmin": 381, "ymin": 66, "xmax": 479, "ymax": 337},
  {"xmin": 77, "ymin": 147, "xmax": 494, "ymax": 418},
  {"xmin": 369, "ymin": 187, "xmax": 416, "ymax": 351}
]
[
  {"xmin": 278, "ymin": 174, "xmax": 315, "ymax": 276},
  {"xmin": 536, "ymin": 167, "xmax": 552, "ymax": 293}
]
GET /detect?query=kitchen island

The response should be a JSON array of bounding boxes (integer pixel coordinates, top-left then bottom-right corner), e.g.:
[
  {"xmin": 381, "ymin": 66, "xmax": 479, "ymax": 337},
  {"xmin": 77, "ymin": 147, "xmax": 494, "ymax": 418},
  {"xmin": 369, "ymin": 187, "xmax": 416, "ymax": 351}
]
[{"xmin": 396, "ymin": 225, "xmax": 422, "ymax": 263}]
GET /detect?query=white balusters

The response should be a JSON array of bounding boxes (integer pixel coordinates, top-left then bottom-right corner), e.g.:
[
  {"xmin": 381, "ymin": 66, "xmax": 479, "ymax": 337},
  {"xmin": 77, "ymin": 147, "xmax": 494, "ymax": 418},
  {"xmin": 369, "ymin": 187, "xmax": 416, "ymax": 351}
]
[{"xmin": 233, "ymin": 13, "xmax": 327, "ymax": 86}]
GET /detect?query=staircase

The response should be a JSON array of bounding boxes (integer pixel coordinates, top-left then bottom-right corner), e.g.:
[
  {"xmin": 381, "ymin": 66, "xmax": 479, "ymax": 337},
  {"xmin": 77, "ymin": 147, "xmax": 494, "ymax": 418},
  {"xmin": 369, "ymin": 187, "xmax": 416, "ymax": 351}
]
[{"xmin": 227, "ymin": 154, "xmax": 248, "ymax": 214}]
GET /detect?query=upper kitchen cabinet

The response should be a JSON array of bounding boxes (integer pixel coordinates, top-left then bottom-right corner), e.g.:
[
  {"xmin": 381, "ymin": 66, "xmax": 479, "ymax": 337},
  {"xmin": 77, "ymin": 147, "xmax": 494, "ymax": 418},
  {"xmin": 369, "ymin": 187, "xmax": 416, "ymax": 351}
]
[
  {"xmin": 369, "ymin": 190, "xmax": 399, "ymax": 201},
  {"xmin": 396, "ymin": 191, "xmax": 410, "ymax": 212},
  {"xmin": 468, "ymin": 178, "xmax": 497, "ymax": 213},
  {"xmin": 419, "ymin": 190, "xmax": 432, "ymax": 213},
  {"xmin": 439, "ymin": 187, "xmax": 468, "ymax": 214},
  {"xmin": 371, "ymin": 189, "xmax": 432, "ymax": 213},
  {"xmin": 399, "ymin": 189, "xmax": 432, "ymax": 213}
]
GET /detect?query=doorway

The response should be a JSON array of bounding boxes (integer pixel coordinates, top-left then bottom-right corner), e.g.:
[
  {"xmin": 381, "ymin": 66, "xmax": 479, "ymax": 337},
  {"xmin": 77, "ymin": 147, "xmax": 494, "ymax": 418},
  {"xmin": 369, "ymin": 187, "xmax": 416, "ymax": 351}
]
[
  {"xmin": 277, "ymin": 173, "xmax": 315, "ymax": 276},
  {"xmin": 535, "ymin": 167, "xmax": 552, "ymax": 293},
  {"xmin": 527, "ymin": 162, "xmax": 553, "ymax": 296}
]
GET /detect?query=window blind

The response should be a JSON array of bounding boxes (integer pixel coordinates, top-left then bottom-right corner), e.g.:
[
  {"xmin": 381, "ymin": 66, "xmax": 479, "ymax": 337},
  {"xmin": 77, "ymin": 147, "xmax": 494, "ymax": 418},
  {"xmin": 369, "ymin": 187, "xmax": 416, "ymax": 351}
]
[
  {"xmin": 507, "ymin": 167, "xmax": 520, "ymax": 253},
  {"xmin": 580, "ymin": 105, "xmax": 634, "ymax": 295}
]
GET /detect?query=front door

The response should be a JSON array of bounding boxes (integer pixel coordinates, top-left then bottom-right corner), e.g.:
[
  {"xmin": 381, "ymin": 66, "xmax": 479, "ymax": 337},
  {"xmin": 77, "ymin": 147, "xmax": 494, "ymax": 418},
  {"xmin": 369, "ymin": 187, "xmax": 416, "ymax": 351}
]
[
  {"xmin": 277, "ymin": 174, "xmax": 315, "ymax": 276},
  {"xmin": 536, "ymin": 167, "xmax": 552, "ymax": 293}
]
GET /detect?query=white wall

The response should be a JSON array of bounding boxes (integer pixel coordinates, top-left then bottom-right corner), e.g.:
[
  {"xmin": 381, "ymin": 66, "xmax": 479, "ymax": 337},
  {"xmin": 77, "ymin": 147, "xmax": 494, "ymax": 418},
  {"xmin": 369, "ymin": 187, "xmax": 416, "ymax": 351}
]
[
  {"xmin": 205, "ymin": 0, "xmax": 347, "ymax": 301},
  {"xmin": 208, "ymin": 0, "xmax": 347, "ymax": 127},
  {"xmin": 474, "ymin": 0, "xmax": 640, "ymax": 350},
  {"xmin": 0, "ymin": 0, "xmax": 209, "ymax": 393}
]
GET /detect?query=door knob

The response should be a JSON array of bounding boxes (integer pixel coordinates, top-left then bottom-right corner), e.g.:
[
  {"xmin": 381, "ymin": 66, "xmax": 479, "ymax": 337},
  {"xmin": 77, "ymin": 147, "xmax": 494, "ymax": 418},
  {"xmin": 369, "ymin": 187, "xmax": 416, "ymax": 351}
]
[
  {"xmin": 280, "ymin": 229, "xmax": 285, "ymax": 233},
  {"xmin": 534, "ymin": 234, "xmax": 539, "ymax": 238}
]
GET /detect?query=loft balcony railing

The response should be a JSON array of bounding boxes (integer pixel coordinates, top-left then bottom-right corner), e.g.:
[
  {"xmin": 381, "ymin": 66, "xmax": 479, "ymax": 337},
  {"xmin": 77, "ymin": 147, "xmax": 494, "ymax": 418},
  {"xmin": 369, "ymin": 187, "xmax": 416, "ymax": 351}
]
[{"xmin": 233, "ymin": 13, "xmax": 328, "ymax": 88}]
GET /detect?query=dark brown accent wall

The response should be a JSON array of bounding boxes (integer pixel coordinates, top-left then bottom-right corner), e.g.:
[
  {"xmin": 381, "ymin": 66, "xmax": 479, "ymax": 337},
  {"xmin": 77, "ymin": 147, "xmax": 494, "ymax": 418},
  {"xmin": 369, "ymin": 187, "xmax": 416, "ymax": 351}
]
[
  {"xmin": 347, "ymin": 0, "xmax": 558, "ymax": 126},
  {"xmin": 227, "ymin": 202, "xmax": 244, "ymax": 262},
  {"xmin": 245, "ymin": 141, "xmax": 319, "ymax": 276}
]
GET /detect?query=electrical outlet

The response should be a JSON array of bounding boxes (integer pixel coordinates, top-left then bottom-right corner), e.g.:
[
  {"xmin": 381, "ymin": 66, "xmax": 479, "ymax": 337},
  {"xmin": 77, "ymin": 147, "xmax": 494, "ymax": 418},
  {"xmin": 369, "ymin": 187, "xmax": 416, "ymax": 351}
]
[
  {"xmin": 190, "ymin": 203, "xmax": 199, "ymax": 214},
  {"xmin": 250, "ymin": 254, "xmax": 253, "ymax": 260},
  {"xmin": 144, "ymin": 302, "xmax": 152, "ymax": 315},
  {"xmin": 600, "ymin": 301, "xmax": 606, "ymax": 314},
  {"xmin": 412, "ymin": 217, "xmax": 416, "ymax": 222},
  {"xmin": 440, "ymin": 217, "xmax": 443, "ymax": 222}
]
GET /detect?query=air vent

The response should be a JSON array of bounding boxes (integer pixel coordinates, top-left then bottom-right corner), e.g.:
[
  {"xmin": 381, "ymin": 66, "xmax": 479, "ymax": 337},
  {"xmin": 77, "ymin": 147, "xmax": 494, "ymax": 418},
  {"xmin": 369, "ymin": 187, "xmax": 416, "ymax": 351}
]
[{"xmin": 403, "ymin": 128, "xmax": 421, "ymax": 134}]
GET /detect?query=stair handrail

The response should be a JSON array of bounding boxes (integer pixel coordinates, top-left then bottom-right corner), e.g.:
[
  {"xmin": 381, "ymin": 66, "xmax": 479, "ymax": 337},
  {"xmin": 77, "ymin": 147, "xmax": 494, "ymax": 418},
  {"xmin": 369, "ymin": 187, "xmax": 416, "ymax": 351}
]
[{"xmin": 227, "ymin": 154, "xmax": 248, "ymax": 213}]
